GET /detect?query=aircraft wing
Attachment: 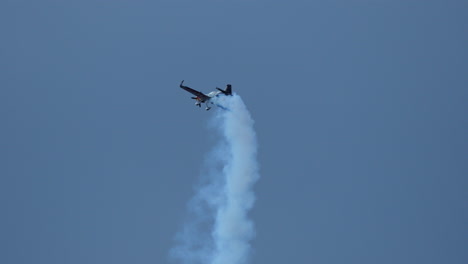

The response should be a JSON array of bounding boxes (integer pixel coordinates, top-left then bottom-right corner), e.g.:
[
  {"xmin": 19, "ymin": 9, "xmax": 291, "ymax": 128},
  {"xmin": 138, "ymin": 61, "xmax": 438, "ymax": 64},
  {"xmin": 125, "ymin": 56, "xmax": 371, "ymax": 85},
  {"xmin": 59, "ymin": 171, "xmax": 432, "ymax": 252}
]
[{"xmin": 179, "ymin": 81, "xmax": 210, "ymax": 100}]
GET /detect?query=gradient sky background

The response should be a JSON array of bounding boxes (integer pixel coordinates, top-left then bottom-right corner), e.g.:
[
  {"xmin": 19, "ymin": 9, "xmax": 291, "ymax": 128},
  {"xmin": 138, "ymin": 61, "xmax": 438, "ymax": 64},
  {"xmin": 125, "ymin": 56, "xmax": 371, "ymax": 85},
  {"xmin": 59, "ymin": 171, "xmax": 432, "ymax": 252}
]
[{"xmin": 1, "ymin": 1, "xmax": 467, "ymax": 264}]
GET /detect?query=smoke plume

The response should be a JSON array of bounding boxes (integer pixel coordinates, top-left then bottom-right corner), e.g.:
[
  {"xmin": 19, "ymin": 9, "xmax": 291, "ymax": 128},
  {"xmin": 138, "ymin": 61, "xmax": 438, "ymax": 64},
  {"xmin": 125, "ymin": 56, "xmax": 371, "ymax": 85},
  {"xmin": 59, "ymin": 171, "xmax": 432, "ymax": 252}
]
[{"xmin": 171, "ymin": 94, "xmax": 260, "ymax": 264}]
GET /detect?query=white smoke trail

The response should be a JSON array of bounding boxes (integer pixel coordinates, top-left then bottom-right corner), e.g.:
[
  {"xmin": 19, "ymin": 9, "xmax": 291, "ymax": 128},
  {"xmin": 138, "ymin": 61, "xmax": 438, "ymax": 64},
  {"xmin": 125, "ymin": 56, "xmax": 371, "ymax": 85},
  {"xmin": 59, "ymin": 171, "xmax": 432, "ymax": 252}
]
[{"xmin": 171, "ymin": 94, "xmax": 259, "ymax": 264}]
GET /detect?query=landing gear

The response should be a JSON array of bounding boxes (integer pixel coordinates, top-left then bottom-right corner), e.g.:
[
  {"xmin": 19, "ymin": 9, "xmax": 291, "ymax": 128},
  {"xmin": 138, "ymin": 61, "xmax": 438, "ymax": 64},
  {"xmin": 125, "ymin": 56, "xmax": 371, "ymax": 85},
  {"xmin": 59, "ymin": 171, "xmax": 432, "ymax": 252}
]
[{"xmin": 206, "ymin": 107, "xmax": 211, "ymax": 111}]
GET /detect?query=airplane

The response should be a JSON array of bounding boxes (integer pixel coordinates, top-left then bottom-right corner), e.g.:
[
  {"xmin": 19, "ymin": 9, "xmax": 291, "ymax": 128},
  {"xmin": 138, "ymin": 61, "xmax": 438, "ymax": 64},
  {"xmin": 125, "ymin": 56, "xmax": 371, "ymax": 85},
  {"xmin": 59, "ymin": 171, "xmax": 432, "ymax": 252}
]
[{"xmin": 179, "ymin": 80, "xmax": 232, "ymax": 110}]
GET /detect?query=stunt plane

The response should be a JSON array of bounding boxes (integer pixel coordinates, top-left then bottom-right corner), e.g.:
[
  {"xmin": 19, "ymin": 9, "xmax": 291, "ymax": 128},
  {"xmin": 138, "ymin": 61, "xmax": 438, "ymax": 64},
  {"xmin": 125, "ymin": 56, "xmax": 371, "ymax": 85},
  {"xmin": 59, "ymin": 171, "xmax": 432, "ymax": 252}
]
[{"xmin": 179, "ymin": 80, "xmax": 232, "ymax": 110}]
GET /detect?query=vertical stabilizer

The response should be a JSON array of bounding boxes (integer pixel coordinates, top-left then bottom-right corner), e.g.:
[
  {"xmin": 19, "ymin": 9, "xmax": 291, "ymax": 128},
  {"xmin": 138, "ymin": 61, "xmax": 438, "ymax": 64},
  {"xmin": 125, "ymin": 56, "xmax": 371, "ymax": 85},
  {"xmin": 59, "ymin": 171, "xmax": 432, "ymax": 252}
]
[
  {"xmin": 225, "ymin": 84, "xmax": 232, "ymax": 96},
  {"xmin": 217, "ymin": 84, "xmax": 233, "ymax": 96}
]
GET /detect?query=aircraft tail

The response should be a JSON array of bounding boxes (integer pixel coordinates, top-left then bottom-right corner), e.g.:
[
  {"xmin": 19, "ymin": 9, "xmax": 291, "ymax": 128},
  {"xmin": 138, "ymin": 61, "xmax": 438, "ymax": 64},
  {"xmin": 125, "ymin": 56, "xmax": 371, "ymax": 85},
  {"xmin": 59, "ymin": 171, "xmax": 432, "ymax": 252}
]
[{"xmin": 217, "ymin": 84, "xmax": 233, "ymax": 96}]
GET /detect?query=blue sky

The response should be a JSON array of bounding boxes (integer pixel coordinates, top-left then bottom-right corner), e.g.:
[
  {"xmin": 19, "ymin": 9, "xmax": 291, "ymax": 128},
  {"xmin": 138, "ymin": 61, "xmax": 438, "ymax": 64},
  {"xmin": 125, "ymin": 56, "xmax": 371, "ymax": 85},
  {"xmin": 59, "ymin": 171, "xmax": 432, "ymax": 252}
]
[{"xmin": 1, "ymin": 1, "xmax": 467, "ymax": 264}]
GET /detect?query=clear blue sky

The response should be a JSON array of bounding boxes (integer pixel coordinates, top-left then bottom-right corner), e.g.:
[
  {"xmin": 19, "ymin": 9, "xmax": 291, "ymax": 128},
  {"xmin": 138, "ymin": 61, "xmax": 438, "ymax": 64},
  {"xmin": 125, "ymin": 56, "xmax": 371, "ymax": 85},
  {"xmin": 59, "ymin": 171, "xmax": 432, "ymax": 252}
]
[{"xmin": 1, "ymin": 1, "xmax": 467, "ymax": 264}]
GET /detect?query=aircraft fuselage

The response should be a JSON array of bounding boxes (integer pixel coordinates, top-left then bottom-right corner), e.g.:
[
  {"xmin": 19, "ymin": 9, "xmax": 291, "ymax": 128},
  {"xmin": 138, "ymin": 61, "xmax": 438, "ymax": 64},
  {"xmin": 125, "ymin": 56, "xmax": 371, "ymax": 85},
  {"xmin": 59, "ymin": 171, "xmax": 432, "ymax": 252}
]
[{"xmin": 179, "ymin": 80, "xmax": 232, "ymax": 110}]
